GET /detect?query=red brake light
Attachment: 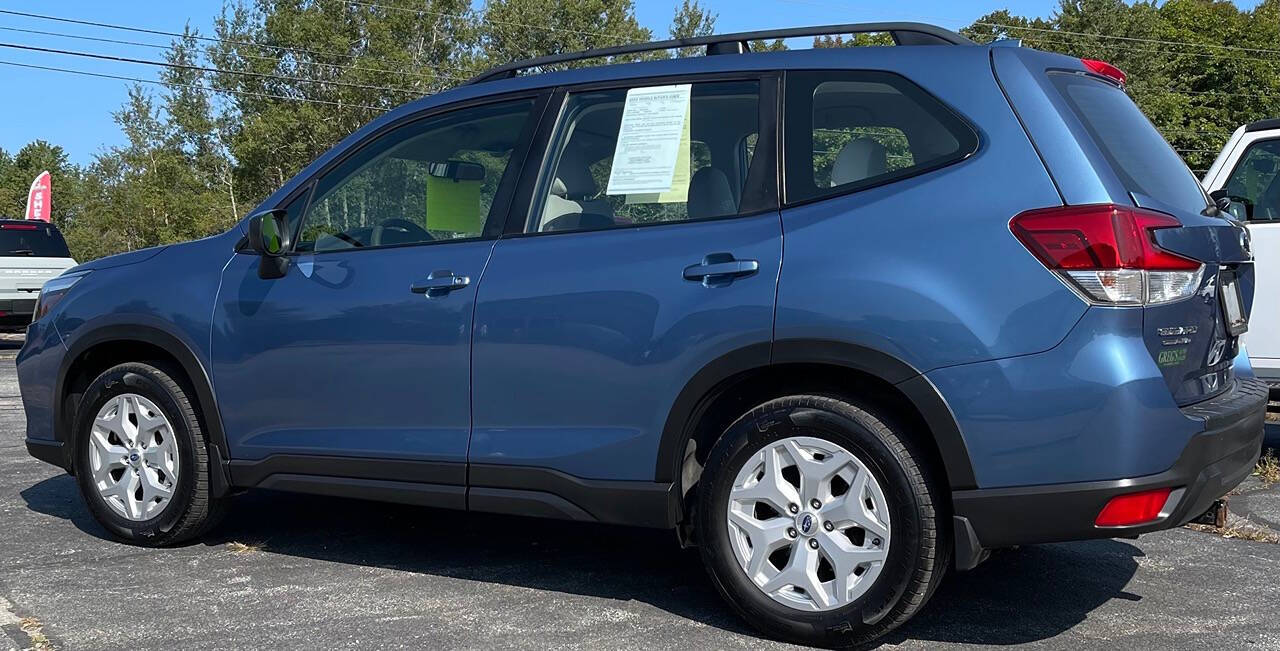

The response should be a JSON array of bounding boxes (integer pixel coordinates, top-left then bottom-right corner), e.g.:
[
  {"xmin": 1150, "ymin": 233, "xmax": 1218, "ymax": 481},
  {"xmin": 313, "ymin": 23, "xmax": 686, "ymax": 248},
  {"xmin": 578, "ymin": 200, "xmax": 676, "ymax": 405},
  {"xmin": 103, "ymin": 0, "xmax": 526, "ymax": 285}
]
[
  {"xmin": 1010, "ymin": 204, "xmax": 1199, "ymax": 271},
  {"xmin": 1095, "ymin": 487, "xmax": 1172, "ymax": 527},
  {"xmin": 0, "ymin": 223, "xmax": 39, "ymax": 230},
  {"xmin": 1081, "ymin": 58, "xmax": 1126, "ymax": 86}
]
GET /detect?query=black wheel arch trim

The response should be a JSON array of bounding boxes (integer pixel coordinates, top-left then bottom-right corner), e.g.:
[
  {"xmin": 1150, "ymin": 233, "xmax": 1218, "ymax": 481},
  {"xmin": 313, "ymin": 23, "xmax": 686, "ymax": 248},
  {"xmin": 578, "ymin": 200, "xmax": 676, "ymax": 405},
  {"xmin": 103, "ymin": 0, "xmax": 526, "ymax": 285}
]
[
  {"xmin": 654, "ymin": 338, "xmax": 977, "ymax": 490},
  {"xmin": 56, "ymin": 321, "xmax": 232, "ymax": 496}
]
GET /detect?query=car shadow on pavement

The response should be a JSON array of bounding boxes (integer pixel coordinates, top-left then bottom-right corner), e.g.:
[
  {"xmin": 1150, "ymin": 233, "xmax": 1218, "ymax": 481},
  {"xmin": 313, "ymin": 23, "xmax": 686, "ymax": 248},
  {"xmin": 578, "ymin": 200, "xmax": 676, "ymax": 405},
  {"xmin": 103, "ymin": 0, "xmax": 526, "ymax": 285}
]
[{"xmin": 21, "ymin": 476, "xmax": 1142, "ymax": 646}]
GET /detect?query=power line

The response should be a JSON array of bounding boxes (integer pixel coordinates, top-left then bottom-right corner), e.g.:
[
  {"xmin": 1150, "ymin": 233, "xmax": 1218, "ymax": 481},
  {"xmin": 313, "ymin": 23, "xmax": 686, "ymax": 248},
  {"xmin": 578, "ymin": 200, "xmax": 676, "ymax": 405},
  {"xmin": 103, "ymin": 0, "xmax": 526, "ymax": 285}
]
[
  {"xmin": 0, "ymin": 58, "xmax": 391, "ymax": 111},
  {"xmin": 0, "ymin": 40, "xmax": 426, "ymax": 96},
  {"xmin": 341, "ymin": 0, "xmax": 643, "ymax": 44},
  {"xmin": 0, "ymin": 22, "xmax": 453, "ymax": 82},
  {"xmin": 971, "ymin": 20, "xmax": 1280, "ymax": 57}
]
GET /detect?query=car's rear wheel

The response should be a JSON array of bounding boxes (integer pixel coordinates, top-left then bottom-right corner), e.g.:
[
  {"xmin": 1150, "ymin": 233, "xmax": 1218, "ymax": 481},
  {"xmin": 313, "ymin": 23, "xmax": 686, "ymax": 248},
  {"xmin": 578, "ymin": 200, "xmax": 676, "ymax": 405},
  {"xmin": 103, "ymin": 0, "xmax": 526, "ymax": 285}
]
[
  {"xmin": 72, "ymin": 362, "xmax": 224, "ymax": 545},
  {"xmin": 697, "ymin": 394, "xmax": 947, "ymax": 648}
]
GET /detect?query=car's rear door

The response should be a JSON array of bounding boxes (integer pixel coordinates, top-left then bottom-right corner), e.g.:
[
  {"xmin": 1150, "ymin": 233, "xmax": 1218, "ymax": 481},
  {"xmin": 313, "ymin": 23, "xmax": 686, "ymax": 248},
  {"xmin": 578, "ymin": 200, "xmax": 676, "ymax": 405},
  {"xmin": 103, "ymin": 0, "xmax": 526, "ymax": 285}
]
[
  {"xmin": 468, "ymin": 74, "xmax": 781, "ymax": 496},
  {"xmin": 995, "ymin": 48, "xmax": 1253, "ymax": 405}
]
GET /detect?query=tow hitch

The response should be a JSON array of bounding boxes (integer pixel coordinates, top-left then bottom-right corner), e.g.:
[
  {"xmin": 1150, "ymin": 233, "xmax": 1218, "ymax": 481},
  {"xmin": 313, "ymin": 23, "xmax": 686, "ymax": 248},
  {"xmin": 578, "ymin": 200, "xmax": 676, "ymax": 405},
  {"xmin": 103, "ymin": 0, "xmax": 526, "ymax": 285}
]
[{"xmin": 1190, "ymin": 499, "xmax": 1229, "ymax": 528}]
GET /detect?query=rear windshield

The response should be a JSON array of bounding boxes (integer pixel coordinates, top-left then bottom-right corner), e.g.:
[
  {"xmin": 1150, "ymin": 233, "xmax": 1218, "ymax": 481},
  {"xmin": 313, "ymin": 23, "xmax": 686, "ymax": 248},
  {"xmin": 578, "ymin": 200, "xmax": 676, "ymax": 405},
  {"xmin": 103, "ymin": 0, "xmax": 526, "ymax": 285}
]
[
  {"xmin": 1050, "ymin": 72, "xmax": 1210, "ymax": 214},
  {"xmin": 0, "ymin": 224, "xmax": 70, "ymax": 257}
]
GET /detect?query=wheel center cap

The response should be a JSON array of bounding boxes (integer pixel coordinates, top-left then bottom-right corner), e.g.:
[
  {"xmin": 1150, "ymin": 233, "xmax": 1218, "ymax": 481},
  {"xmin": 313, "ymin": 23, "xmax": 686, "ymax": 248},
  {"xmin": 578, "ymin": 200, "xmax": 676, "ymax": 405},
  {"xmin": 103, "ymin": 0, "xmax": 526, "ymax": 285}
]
[
  {"xmin": 128, "ymin": 451, "xmax": 141, "ymax": 466},
  {"xmin": 795, "ymin": 512, "xmax": 818, "ymax": 537}
]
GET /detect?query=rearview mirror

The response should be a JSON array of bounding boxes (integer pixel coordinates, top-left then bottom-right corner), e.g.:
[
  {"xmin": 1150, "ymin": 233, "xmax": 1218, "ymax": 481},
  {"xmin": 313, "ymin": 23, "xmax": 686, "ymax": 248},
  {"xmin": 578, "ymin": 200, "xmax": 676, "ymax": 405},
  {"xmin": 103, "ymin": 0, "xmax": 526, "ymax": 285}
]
[
  {"xmin": 246, "ymin": 209, "xmax": 291, "ymax": 279},
  {"xmin": 427, "ymin": 160, "xmax": 485, "ymax": 182}
]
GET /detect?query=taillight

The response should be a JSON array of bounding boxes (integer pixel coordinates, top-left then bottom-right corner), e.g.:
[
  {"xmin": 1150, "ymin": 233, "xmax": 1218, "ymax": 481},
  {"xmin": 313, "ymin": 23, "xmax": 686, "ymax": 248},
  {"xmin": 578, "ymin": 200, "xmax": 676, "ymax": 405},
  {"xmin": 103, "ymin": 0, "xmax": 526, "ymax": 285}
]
[
  {"xmin": 1081, "ymin": 58, "xmax": 1126, "ymax": 86},
  {"xmin": 1011, "ymin": 204, "xmax": 1204, "ymax": 305},
  {"xmin": 1095, "ymin": 487, "xmax": 1172, "ymax": 527}
]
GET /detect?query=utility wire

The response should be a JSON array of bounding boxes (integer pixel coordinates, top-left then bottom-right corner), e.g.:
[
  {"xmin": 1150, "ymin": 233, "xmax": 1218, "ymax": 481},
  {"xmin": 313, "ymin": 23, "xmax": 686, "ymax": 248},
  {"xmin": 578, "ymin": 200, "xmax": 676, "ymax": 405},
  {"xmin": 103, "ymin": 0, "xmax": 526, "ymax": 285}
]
[
  {"xmin": 0, "ymin": 58, "xmax": 391, "ymax": 111},
  {"xmin": 0, "ymin": 41, "xmax": 426, "ymax": 96},
  {"xmin": 0, "ymin": 22, "xmax": 455, "ymax": 82},
  {"xmin": 341, "ymin": 0, "xmax": 643, "ymax": 44}
]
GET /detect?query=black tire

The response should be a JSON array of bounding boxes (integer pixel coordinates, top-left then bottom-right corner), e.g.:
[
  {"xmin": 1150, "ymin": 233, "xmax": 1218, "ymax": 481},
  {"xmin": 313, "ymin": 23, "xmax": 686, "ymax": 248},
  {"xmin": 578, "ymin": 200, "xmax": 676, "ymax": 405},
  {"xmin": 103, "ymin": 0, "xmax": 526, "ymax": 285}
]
[
  {"xmin": 71, "ymin": 362, "xmax": 225, "ymax": 546},
  {"xmin": 697, "ymin": 395, "xmax": 948, "ymax": 648}
]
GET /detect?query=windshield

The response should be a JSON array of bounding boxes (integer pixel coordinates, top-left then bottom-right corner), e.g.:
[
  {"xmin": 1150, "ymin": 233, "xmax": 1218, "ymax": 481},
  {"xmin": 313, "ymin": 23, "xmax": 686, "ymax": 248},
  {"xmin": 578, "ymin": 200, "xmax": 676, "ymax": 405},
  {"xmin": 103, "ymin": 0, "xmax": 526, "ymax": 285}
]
[
  {"xmin": 1051, "ymin": 72, "xmax": 1211, "ymax": 214},
  {"xmin": 0, "ymin": 224, "xmax": 71, "ymax": 257}
]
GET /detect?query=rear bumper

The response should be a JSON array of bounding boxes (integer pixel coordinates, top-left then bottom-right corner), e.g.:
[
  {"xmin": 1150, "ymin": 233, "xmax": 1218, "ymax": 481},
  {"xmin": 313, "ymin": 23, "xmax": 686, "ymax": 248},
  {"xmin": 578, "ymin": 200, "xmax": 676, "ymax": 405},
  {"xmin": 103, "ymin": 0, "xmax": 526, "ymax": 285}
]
[
  {"xmin": 952, "ymin": 378, "xmax": 1267, "ymax": 564},
  {"xmin": 0, "ymin": 298, "xmax": 35, "ymax": 325}
]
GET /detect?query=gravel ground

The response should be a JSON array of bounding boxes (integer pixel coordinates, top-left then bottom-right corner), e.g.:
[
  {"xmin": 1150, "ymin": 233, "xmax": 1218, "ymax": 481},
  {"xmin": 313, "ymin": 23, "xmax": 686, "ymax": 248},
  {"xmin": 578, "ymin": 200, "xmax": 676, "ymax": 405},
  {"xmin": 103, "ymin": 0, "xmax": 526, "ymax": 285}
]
[{"xmin": 1, "ymin": 336, "xmax": 1279, "ymax": 650}]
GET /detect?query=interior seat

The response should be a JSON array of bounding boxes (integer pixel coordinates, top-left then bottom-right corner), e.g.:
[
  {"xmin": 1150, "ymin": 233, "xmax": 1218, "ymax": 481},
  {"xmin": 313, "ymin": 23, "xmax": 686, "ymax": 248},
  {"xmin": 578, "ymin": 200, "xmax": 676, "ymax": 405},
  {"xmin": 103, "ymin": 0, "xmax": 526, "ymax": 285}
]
[
  {"xmin": 687, "ymin": 167, "xmax": 737, "ymax": 219},
  {"xmin": 830, "ymin": 137, "xmax": 888, "ymax": 187}
]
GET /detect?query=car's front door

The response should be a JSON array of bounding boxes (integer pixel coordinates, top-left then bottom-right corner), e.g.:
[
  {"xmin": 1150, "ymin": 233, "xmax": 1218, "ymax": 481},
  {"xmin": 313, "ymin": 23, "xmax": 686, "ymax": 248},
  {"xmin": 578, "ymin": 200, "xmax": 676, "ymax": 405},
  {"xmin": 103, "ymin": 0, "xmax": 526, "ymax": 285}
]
[
  {"xmin": 212, "ymin": 96, "xmax": 543, "ymax": 492},
  {"xmin": 469, "ymin": 76, "xmax": 781, "ymax": 488},
  {"xmin": 1216, "ymin": 136, "xmax": 1280, "ymax": 363}
]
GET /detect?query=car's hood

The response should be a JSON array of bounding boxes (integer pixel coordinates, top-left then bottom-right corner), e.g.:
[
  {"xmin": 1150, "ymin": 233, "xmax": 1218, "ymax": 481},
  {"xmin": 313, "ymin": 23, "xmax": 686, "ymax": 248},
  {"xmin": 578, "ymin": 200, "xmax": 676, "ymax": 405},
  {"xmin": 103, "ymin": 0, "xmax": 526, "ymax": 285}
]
[{"xmin": 66, "ymin": 245, "xmax": 168, "ymax": 274}]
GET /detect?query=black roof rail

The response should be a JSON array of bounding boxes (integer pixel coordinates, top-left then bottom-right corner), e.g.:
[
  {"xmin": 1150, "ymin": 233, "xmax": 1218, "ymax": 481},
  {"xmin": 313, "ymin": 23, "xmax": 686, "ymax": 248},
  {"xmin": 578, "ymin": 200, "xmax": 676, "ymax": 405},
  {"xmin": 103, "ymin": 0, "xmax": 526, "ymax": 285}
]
[
  {"xmin": 466, "ymin": 22, "xmax": 974, "ymax": 85},
  {"xmin": 1244, "ymin": 117, "xmax": 1280, "ymax": 133}
]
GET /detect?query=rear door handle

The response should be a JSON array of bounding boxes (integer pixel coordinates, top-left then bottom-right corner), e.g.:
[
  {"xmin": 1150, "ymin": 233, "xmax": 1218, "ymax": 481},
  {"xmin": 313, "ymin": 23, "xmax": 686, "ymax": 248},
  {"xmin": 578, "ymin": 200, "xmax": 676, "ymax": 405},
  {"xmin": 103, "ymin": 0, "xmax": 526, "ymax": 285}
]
[
  {"xmin": 683, "ymin": 253, "xmax": 759, "ymax": 286},
  {"xmin": 411, "ymin": 270, "xmax": 470, "ymax": 296}
]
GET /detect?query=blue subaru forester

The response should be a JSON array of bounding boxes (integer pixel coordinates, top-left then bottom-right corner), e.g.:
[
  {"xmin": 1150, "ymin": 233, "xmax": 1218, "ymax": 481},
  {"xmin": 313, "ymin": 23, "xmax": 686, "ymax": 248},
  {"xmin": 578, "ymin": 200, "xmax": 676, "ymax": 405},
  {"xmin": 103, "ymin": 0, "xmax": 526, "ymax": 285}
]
[{"xmin": 18, "ymin": 23, "xmax": 1267, "ymax": 647}]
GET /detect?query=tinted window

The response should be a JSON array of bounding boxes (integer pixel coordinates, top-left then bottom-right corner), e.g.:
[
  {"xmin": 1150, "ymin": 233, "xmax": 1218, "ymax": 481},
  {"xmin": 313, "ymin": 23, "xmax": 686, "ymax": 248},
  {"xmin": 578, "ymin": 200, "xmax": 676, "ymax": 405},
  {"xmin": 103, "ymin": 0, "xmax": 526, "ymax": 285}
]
[
  {"xmin": 1051, "ymin": 72, "xmax": 1210, "ymax": 214},
  {"xmin": 527, "ymin": 80, "xmax": 762, "ymax": 233},
  {"xmin": 784, "ymin": 71, "xmax": 977, "ymax": 203},
  {"xmin": 0, "ymin": 223, "xmax": 70, "ymax": 258},
  {"xmin": 296, "ymin": 99, "xmax": 535, "ymax": 252},
  {"xmin": 1223, "ymin": 139, "xmax": 1280, "ymax": 221}
]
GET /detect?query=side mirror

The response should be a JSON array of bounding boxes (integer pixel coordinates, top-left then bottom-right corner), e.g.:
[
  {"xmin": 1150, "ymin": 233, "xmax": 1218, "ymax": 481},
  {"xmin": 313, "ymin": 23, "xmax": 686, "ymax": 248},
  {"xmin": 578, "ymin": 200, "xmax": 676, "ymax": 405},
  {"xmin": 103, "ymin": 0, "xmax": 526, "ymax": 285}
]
[
  {"xmin": 1209, "ymin": 189, "xmax": 1253, "ymax": 221},
  {"xmin": 246, "ymin": 209, "xmax": 291, "ymax": 279}
]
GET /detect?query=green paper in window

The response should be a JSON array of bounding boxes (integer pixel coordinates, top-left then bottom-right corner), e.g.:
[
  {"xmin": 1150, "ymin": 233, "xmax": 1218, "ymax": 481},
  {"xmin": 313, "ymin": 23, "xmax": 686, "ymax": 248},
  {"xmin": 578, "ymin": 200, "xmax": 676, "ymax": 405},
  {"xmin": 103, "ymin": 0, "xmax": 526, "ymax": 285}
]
[{"xmin": 426, "ymin": 160, "xmax": 484, "ymax": 233}]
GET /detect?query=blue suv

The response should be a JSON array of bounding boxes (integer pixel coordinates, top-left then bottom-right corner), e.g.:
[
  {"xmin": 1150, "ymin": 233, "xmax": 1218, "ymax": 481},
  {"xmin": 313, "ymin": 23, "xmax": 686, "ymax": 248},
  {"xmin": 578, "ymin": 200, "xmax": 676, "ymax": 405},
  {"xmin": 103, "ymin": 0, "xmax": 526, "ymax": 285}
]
[{"xmin": 18, "ymin": 23, "xmax": 1267, "ymax": 647}]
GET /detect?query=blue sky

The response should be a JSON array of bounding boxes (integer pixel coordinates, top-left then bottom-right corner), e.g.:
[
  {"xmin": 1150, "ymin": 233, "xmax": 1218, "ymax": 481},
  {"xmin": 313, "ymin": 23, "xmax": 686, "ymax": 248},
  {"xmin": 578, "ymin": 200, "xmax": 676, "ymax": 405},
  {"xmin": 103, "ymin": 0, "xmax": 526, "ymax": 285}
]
[{"xmin": 0, "ymin": 0, "xmax": 1259, "ymax": 166}]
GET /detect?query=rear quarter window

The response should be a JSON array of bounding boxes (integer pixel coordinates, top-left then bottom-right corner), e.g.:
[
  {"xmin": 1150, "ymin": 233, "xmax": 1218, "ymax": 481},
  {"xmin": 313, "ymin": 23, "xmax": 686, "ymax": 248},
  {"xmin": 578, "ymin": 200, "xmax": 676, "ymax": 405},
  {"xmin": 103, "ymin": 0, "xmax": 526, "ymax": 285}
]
[
  {"xmin": 1049, "ymin": 72, "xmax": 1210, "ymax": 214},
  {"xmin": 784, "ymin": 70, "xmax": 978, "ymax": 204}
]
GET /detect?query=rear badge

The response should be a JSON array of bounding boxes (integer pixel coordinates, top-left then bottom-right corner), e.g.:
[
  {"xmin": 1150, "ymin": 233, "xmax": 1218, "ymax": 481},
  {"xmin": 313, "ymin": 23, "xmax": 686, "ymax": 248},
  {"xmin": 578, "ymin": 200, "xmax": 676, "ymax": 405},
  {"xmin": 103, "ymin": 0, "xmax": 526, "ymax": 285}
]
[{"xmin": 1158, "ymin": 348, "xmax": 1188, "ymax": 367}]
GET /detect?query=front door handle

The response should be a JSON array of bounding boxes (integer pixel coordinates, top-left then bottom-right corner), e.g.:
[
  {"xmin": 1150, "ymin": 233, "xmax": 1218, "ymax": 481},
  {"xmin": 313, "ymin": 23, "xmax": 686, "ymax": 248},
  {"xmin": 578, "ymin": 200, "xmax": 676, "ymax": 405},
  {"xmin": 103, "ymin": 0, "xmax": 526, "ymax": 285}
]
[
  {"xmin": 683, "ymin": 253, "xmax": 759, "ymax": 287},
  {"xmin": 411, "ymin": 270, "xmax": 470, "ymax": 296}
]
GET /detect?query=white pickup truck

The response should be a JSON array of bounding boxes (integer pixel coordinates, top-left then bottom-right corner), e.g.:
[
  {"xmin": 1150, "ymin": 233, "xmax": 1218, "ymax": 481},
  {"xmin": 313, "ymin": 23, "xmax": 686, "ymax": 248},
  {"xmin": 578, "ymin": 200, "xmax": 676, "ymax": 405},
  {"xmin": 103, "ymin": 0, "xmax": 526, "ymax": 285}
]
[
  {"xmin": 0, "ymin": 220, "xmax": 76, "ymax": 329},
  {"xmin": 1203, "ymin": 118, "xmax": 1280, "ymax": 402}
]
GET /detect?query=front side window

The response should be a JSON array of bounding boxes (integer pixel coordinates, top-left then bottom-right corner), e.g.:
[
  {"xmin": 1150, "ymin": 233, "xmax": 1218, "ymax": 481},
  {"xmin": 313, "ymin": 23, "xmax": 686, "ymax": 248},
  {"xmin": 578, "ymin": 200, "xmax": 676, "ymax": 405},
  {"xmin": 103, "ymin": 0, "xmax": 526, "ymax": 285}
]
[
  {"xmin": 1223, "ymin": 139, "xmax": 1280, "ymax": 221},
  {"xmin": 296, "ymin": 99, "xmax": 535, "ymax": 252},
  {"xmin": 527, "ymin": 80, "xmax": 764, "ymax": 234},
  {"xmin": 784, "ymin": 71, "xmax": 978, "ymax": 204}
]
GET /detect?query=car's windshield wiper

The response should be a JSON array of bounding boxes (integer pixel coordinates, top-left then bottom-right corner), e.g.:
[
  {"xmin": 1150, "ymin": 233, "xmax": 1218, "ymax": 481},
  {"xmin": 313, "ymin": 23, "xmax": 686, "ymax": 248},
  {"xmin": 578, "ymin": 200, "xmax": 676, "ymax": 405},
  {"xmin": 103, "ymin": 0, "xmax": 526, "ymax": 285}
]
[{"xmin": 5, "ymin": 249, "xmax": 34, "ymax": 256}]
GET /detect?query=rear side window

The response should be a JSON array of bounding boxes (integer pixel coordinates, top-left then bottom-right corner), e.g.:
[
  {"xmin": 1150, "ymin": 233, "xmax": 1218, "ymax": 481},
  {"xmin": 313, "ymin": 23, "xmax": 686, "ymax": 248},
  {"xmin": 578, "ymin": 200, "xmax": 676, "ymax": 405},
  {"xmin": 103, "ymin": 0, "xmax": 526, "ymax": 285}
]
[
  {"xmin": 1050, "ymin": 72, "xmax": 1210, "ymax": 214},
  {"xmin": 784, "ymin": 70, "xmax": 977, "ymax": 204},
  {"xmin": 0, "ymin": 223, "xmax": 70, "ymax": 258}
]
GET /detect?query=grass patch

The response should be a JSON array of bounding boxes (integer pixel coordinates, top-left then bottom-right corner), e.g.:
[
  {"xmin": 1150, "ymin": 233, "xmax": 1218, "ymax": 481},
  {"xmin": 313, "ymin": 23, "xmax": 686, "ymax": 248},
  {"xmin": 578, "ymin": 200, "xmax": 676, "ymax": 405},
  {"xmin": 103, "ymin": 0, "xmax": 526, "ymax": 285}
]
[
  {"xmin": 226, "ymin": 541, "xmax": 262, "ymax": 555},
  {"xmin": 1254, "ymin": 450, "xmax": 1280, "ymax": 486},
  {"xmin": 19, "ymin": 616, "xmax": 53, "ymax": 651},
  {"xmin": 1187, "ymin": 520, "xmax": 1280, "ymax": 544}
]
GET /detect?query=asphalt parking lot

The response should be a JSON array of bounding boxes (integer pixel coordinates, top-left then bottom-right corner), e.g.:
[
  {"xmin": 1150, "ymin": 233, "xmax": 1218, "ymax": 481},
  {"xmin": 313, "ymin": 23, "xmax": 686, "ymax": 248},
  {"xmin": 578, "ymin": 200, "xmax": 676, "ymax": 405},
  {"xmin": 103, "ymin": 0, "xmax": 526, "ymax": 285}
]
[{"xmin": 2, "ymin": 338, "xmax": 1280, "ymax": 650}]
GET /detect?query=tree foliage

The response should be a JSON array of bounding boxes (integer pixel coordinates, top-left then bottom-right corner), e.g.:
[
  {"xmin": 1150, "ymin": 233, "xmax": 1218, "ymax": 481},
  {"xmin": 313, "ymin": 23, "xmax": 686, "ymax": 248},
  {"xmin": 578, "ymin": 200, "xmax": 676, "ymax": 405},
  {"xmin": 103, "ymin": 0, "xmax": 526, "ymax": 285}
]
[{"xmin": 8, "ymin": 0, "xmax": 1280, "ymax": 261}]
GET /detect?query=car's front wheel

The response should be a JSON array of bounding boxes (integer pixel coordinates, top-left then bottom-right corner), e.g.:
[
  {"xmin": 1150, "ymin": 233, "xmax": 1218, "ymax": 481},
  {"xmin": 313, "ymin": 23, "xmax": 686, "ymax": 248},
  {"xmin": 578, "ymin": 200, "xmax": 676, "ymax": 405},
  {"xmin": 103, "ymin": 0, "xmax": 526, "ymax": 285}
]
[
  {"xmin": 72, "ymin": 362, "xmax": 224, "ymax": 545},
  {"xmin": 697, "ymin": 394, "xmax": 947, "ymax": 648}
]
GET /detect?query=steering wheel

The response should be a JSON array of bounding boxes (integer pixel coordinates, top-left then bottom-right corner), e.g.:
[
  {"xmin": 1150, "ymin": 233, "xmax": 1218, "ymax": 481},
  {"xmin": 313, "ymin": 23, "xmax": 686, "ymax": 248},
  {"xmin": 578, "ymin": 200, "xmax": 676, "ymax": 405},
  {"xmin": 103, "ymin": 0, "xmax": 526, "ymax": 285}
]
[{"xmin": 371, "ymin": 218, "xmax": 432, "ymax": 246}]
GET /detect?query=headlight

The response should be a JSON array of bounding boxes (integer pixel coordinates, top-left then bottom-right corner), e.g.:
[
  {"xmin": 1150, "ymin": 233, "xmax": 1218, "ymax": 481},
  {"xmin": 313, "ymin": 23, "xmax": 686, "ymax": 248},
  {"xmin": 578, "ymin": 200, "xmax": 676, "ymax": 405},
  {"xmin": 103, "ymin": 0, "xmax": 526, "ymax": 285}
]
[{"xmin": 33, "ymin": 271, "xmax": 89, "ymax": 322}]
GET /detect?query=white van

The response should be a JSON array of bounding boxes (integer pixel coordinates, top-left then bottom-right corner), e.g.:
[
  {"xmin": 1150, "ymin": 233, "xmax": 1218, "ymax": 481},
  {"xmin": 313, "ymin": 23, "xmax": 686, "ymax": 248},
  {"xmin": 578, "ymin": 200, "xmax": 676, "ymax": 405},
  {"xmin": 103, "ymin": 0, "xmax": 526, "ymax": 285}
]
[
  {"xmin": 1203, "ymin": 118, "xmax": 1280, "ymax": 399},
  {"xmin": 0, "ymin": 220, "xmax": 76, "ymax": 328}
]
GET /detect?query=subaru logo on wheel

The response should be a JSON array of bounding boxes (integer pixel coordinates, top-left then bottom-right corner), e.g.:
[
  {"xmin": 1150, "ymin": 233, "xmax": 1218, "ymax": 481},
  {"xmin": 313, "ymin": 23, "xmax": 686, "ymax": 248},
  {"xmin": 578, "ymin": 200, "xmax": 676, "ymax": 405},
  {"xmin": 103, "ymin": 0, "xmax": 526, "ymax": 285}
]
[
  {"xmin": 800, "ymin": 513, "xmax": 813, "ymax": 535},
  {"xmin": 129, "ymin": 452, "xmax": 139, "ymax": 462}
]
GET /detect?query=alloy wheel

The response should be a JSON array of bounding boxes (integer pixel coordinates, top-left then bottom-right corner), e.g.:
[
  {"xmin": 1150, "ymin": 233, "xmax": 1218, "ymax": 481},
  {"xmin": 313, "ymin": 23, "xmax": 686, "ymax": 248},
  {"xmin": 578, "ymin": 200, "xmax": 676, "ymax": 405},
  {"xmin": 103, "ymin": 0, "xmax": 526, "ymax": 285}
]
[
  {"xmin": 726, "ymin": 436, "xmax": 891, "ymax": 611},
  {"xmin": 87, "ymin": 393, "xmax": 180, "ymax": 521}
]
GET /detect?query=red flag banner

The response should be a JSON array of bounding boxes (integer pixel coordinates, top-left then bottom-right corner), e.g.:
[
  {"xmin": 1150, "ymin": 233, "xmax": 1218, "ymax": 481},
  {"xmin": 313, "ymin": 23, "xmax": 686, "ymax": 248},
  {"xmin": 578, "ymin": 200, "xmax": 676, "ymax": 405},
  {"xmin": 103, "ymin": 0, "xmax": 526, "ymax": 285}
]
[{"xmin": 25, "ymin": 171, "xmax": 51, "ymax": 222}]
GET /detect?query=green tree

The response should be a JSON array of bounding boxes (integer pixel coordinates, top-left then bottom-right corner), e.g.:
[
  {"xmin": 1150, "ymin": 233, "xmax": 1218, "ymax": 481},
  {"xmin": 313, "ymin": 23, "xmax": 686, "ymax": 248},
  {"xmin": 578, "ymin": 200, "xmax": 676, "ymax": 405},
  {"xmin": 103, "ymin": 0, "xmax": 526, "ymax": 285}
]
[{"xmin": 670, "ymin": 0, "xmax": 716, "ymax": 56}]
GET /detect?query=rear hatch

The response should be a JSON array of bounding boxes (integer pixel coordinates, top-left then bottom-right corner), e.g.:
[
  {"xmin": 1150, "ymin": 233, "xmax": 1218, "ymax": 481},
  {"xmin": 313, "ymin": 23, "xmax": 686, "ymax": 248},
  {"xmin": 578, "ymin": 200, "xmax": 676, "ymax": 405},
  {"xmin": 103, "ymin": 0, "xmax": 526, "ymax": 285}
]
[
  {"xmin": 1000, "ymin": 51, "xmax": 1252, "ymax": 406},
  {"xmin": 0, "ymin": 222, "xmax": 76, "ymax": 299}
]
